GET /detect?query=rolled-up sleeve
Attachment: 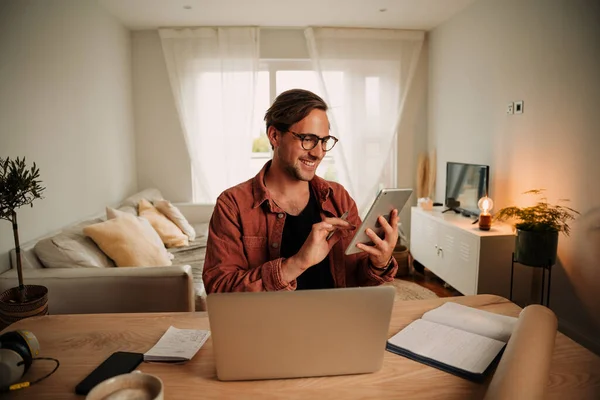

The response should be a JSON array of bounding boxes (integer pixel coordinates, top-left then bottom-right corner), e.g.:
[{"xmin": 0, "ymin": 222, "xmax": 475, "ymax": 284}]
[{"xmin": 202, "ymin": 195, "xmax": 296, "ymax": 293}]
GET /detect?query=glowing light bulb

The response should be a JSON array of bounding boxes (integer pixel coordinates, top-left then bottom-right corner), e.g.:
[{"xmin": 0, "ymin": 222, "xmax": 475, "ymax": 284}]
[
  {"xmin": 478, "ymin": 196, "xmax": 494, "ymax": 215},
  {"xmin": 477, "ymin": 196, "xmax": 494, "ymax": 231}
]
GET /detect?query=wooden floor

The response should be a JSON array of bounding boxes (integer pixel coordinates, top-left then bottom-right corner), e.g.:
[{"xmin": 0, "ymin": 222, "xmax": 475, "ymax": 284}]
[{"xmin": 397, "ymin": 264, "xmax": 463, "ymax": 298}]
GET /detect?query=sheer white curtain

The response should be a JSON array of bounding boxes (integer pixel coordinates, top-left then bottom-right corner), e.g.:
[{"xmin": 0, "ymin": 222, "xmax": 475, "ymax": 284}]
[
  {"xmin": 159, "ymin": 27, "xmax": 259, "ymax": 203},
  {"xmin": 305, "ymin": 28, "xmax": 424, "ymax": 213}
]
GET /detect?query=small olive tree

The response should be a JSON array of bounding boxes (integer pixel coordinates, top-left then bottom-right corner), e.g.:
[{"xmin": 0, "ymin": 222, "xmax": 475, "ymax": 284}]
[{"xmin": 0, "ymin": 157, "xmax": 45, "ymax": 297}]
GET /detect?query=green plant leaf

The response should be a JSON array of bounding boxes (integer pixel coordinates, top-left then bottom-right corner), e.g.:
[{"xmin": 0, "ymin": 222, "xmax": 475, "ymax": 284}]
[{"xmin": 494, "ymin": 189, "xmax": 580, "ymax": 236}]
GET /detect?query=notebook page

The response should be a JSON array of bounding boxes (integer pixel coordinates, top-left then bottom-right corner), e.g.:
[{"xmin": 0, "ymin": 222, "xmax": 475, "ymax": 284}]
[
  {"xmin": 388, "ymin": 319, "xmax": 505, "ymax": 374},
  {"xmin": 422, "ymin": 302, "xmax": 517, "ymax": 342},
  {"xmin": 144, "ymin": 326, "xmax": 210, "ymax": 362}
]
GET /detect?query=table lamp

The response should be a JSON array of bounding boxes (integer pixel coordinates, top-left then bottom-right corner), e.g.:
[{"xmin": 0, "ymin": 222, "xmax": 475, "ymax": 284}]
[{"xmin": 477, "ymin": 196, "xmax": 494, "ymax": 231}]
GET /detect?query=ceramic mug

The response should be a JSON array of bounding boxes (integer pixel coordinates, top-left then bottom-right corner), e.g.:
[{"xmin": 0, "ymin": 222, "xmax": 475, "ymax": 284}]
[{"xmin": 85, "ymin": 371, "xmax": 164, "ymax": 400}]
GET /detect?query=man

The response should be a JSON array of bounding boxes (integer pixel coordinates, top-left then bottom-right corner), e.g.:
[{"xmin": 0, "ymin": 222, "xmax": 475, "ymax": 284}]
[{"xmin": 203, "ymin": 89, "xmax": 399, "ymax": 293}]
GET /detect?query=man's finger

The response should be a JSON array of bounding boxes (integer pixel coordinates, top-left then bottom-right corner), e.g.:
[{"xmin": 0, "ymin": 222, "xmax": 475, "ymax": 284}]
[
  {"xmin": 365, "ymin": 228, "xmax": 385, "ymax": 247},
  {"xmin": 356, "ymin": 242, "xmax": 380, "ymax": 257},
  {"xmin": 322, "ymin": 216, "xmax": 355, "ymax": 229}
]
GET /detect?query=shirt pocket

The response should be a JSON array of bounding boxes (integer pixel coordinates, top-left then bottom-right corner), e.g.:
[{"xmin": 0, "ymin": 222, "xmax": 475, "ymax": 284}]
[{"xmin": 242, "ymin": 236, "xmax": 268, "ymax": 268}]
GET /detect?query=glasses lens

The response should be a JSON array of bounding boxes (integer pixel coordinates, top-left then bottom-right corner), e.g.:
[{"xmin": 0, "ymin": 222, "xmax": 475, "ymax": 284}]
[
  {"xmin": 303, "ymin": 136, "xmax": 318, "ymax": 150},
  {"xmin": 324, "ymin": 137, "xmax": 337, "ymax": 151}
]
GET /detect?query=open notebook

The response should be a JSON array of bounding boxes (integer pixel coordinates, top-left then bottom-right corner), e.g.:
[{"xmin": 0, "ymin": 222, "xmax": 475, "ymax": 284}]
[{"xmin": 386, "ymin": 302, "xmax": 518, "ymax": 381}]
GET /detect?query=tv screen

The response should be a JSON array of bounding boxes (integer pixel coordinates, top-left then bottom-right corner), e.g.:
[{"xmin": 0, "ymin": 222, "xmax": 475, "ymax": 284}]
[{"xmin": 445, "ymin": 162, "xmax": 489, "ymax": 216}]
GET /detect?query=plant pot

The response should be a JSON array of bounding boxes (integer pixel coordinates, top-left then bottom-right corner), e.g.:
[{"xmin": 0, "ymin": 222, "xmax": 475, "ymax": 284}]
[
  {"xmin": 393, "ymin": 244, "xmax": 410, "ymax": 277},
  {"xmin": 0, "ymin": 285, "xmax": 49, "ymax": 329},
  {"xmin": 514, "ymin": 230, "xmax": 558, "ymax": 267}
]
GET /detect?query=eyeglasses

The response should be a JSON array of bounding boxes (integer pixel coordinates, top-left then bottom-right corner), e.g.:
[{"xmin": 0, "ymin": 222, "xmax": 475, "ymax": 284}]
[{"xmin": 288, "ymin": 131, "xmax": 339, "ymax": 152}]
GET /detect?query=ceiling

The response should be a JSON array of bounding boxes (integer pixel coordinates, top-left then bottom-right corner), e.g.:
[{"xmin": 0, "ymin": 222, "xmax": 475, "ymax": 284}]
[{"xmin": 97, "ymin": 0, "xmax": 478, "ymax": 31}]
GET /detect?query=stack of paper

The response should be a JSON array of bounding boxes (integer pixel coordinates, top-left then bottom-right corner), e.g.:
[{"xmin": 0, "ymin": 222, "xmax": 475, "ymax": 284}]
[{"xmin": 144, "ymin": 326, "xmax": 211, "ymax": 363}]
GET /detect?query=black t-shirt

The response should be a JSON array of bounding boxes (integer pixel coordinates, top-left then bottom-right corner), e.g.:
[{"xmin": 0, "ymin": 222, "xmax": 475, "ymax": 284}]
[{"xmin": 279, "ymin": 189, "xmax": 334, "ymax": 290}]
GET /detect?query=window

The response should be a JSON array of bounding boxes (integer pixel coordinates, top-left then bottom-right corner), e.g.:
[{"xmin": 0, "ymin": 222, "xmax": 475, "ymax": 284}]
[{"xmin": 194, "ymin": 58, "xmax": 397, "ymax": 201}]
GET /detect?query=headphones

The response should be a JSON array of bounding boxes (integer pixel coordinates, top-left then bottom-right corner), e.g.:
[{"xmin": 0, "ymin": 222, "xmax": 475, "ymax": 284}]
[{"xmin": 0, "ymin": 330, "xmax": 40, "ymax": 390}]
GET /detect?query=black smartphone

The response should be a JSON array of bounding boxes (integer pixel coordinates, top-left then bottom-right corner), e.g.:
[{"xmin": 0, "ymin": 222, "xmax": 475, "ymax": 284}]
[{"xmin": 75, "ymin": 351, "xmax": 143, "ymax": 395}]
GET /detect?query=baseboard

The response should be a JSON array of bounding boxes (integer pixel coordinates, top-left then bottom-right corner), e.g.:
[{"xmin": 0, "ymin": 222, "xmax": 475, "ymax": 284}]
[{"xmin": 558, "ymin": 318, "xmax": 600, "ymax": 356}]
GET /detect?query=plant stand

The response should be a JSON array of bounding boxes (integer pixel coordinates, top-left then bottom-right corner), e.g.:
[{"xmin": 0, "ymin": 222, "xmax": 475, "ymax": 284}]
[{"xmin": 509, "ymin": 252, "xmax": 553, "ymax": 307}]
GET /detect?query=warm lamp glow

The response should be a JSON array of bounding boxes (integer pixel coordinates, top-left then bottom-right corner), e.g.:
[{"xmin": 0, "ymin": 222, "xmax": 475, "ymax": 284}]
[
  {"xmin": 478, "ymin": 196, "xmax": 494, "ymax": 215},
  {"xmin": 478, "ymin": 196, "xmax": 493, "ymax": 231}
]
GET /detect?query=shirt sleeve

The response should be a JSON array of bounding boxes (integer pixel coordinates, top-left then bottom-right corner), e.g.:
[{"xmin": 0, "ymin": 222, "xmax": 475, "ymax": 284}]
[{"xmin": 202, "ymin": 195, "xmax": 296, "ymax": 293}]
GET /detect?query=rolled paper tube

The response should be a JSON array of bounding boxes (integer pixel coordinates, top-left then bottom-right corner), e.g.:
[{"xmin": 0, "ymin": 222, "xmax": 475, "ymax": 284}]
[{"xmin": 484, "ymin": 305, "xmax": 557, "ymax": 400}]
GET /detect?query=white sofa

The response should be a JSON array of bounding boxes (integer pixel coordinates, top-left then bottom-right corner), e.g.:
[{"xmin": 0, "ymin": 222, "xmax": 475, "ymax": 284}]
[{"xmin": 0, "ymin": 189, "xmax": 214, "ymax": 315}]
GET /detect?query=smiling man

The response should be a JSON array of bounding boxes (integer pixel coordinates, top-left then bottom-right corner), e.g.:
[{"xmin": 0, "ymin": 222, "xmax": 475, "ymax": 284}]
[{"xmin": 203, "ymin": 89, "xmax": 399, "ymax": 293}]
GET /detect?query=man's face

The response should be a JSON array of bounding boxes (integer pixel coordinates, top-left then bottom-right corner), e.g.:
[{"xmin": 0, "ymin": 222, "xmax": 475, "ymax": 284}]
[{"xmin": 272, "ymin": 109, "xmax": 330, "ymax": 182}]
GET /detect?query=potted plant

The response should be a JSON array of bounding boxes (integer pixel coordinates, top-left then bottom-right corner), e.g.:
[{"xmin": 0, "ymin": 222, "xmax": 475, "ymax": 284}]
[
  {"xmin": 494, "ymin": 189, "xmax": 580, "ymax": 267},
  {"xmin": 0, "ymin": 157, "xmax": 48, "ymax": 327}
]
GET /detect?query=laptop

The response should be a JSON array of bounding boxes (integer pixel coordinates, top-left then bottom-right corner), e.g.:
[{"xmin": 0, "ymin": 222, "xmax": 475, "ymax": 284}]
[{"xmin": 207, "ymin": 286, "xmax": 395, "ymax": 381}]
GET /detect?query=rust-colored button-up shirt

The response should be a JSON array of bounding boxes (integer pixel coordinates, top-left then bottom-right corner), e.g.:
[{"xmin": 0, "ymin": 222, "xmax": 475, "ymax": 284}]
[{"xmin": 203, "ymin": 161, "xmax": 397, "ymax": 293}]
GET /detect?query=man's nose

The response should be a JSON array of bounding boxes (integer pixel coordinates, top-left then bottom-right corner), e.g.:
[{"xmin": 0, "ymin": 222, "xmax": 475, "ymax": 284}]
[{"xmin": 309, "ymin": 143, "xmax": 324, "ymax": 159}]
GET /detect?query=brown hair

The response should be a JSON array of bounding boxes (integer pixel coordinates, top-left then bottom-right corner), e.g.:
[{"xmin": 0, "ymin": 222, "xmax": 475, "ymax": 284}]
[{"xmin": 264, "ymin": 89, "xmax": 328, "ymax": 133}]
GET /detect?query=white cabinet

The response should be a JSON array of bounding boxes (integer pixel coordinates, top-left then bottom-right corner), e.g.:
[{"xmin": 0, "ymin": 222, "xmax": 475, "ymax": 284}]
[{"xmin": 410, "ymin": 207, "xmax": 515, "ymax": 296}]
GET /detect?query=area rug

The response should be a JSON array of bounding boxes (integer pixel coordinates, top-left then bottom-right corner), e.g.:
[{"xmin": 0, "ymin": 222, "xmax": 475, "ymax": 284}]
[{"xmin": 385, "ymin": 279, "xmax": 438, "ymax": 301}]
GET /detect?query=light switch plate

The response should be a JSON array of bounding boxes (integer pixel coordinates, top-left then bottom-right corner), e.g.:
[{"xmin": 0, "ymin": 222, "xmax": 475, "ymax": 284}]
[
  {"xmin": 515, "ymin": 101, "xmax": 524, "ymax": 114},
  {"xmin": 507, "ymin": 102, "xmax": 514, "ymax": 114}
]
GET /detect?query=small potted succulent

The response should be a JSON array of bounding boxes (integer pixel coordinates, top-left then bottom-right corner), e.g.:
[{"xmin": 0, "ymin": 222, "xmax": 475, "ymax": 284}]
[
  {"xmin": 0, "ymin": 157, "xmax": 48, "ymax": 327},
  {"xmin": 494, "ymin": 189, "xmax": 580, "ymax": 267}
]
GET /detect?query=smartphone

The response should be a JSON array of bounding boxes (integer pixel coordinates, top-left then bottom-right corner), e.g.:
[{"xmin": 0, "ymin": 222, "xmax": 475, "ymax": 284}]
[{"xmin": 75, "ymin": 351, "xmax": 144, "ymax": 395}]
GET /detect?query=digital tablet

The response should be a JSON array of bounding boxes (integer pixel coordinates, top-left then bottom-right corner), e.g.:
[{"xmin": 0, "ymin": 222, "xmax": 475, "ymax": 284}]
[{"xmin": 345, "ymin": 188, "xmax": 413, "ymax": 256}]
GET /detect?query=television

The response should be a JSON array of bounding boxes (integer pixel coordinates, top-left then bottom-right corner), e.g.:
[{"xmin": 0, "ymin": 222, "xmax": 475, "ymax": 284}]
[{"xmin": 444, "ymin": 162, "xmax": 490, "ymax": 216}]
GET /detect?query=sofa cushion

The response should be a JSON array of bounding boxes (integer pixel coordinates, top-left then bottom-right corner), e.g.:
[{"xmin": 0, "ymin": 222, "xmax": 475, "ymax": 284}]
[
  {"xmin": 106, "ymin": 207, "xmax": 174, "ymax": 261},
  {"xmin": 193, "ymin": 223, "xmax": 209, "ymax": 239},
  {"xmin": 34, "ymin": 219, "xmax": 116, "ymax": 269},
  {"xmin": 138, "ymin": 199, "xmax": 189, "ymax": 248},
  {"xmin": 83, "ymin": 213, "xmax": 173, "ymax": 267},
  {"xmin": 118, "ymin": 188, "xmax": 164, "ymax": 215},
  {"xmin": 154, "ymin": 200, "xmax": 196, "ymax": 240},
  {"xmin": 168, "ymin": 234, "xmax": 208, "ymax": 311}
]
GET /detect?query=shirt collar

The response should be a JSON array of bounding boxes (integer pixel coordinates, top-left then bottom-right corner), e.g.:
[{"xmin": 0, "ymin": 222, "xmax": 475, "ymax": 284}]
[{"xmin": 252, "ymin": 160, "xmax": 334, "ymax": 211}]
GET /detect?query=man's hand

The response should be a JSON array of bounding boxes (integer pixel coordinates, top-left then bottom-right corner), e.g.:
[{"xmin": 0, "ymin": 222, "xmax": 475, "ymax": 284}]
[
  {"xmin": 282, "ymin": 216, "xmax": 354, "ymax": 282},
  {"xmin": 356, "ymin": 209, "xmax": 399, "ymax": 269}
]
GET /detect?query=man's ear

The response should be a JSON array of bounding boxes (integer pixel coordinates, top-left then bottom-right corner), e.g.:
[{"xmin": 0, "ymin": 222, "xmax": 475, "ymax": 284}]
[{"xmin": 267, "ymin": 126, "xmax": 280, "ymax": 149}]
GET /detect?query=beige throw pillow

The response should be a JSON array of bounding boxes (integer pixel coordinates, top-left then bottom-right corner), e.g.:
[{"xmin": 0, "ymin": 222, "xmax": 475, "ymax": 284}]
[
  {"xmin": 106, "ymin": 207, "xmax": 174, "ymax": 260},
  {"xmin": 154, "ymin": 200, "xmax": 196, "ymax": 240},
  {"xmin": 138, "ymin": 199, "xmax": 189, "ymax": 248},
  {"xmin": 83, "ymin": 213, "xmax": 172, "ymax": 267}
]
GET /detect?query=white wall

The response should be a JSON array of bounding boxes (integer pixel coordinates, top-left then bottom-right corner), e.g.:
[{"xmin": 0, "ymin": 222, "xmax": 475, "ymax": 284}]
[
  {"xmin": 0, "ymin": 0, "xmax": 137, "ymax": 272},
  {"xmin": 132, "ymin": 31, "xmax": 192, "ymax": 202},
  {"xmin": 429, "ymin": 0, "xmax": 600, "ymax": 352}
]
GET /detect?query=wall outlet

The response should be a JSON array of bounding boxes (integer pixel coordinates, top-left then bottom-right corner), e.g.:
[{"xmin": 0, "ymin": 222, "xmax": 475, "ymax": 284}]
[
  {"xmin": 515, "ymin": 100, "xmax": 524, "ymax": 114},
  {"xmin": 507, "ymin": 102, "xmax": 514, "ymax": 114}
]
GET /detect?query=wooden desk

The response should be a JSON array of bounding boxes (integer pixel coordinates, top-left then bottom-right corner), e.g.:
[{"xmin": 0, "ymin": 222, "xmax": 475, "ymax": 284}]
[{"xmin": 3, "ymin": 295, "xmax": 599, "ymax": 399}]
